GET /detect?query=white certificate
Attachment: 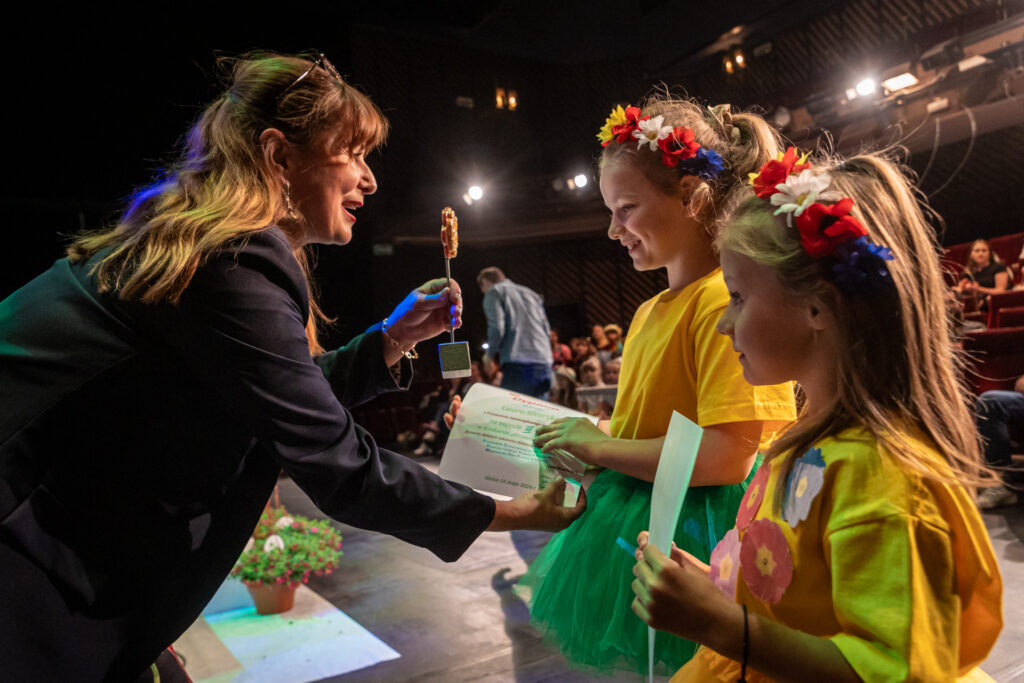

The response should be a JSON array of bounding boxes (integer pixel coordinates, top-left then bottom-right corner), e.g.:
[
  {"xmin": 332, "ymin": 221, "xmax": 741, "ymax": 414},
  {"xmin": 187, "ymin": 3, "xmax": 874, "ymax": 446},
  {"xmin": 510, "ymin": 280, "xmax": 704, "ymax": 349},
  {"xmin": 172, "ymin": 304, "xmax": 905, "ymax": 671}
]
[{"xmin": 438, "ymin": 383, "xmax": 599, "ymax": 503}]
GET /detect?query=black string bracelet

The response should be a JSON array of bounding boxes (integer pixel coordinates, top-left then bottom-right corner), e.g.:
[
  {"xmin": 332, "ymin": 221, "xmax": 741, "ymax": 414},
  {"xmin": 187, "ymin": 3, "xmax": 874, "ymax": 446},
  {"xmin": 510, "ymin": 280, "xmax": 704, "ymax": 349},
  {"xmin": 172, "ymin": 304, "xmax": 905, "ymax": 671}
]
[{"xmin": 738, "ymin": 604, "xmax": 749, "ymax": 683}]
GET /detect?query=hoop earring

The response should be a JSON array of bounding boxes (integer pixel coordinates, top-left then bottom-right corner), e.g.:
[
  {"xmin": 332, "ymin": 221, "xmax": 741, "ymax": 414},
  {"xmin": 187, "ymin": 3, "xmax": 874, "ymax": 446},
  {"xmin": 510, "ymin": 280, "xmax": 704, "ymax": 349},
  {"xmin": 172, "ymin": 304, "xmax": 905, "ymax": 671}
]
[{"xmin": 282, "ymin": 180, "xmax": 300, "ymax": 221}]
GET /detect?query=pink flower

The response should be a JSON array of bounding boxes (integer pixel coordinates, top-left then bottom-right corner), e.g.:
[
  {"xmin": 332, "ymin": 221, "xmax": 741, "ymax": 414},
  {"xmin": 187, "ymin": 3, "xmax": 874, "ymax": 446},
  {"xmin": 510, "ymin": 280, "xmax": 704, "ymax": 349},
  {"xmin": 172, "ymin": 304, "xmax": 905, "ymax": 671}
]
[
  {"xmin": 709, "ymin": 529, "xmax": 742, "ymax": 598},
  {"xmin": 311, "ymin": 527, "xmax": 319, "ymax": 534},
  {"xmin": 740, "ymin": 519, "xmax": 793, "ymax": 604},
  {"xmin": 735, "ymin": 465, "xmax": 769, "ymax": 531}
]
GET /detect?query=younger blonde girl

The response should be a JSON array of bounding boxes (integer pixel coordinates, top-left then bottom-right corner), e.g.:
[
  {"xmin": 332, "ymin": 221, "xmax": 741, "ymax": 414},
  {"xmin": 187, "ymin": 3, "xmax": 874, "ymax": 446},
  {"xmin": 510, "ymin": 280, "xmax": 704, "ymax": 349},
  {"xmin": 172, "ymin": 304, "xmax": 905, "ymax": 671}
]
[{"xmin": 633, "ymin": 148, "xmax": 1003, "ymax": 682}]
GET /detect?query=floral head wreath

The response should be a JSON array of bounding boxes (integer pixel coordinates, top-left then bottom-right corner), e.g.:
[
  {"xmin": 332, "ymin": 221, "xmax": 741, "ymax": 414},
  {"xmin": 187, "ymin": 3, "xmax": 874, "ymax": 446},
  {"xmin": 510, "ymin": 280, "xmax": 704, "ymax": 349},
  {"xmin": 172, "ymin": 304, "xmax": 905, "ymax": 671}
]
[
  {"xmin": 748, "ymin": 148, "xmax": 895, "ymax": 292},
  {"xmin": 597, "ymin": 105, "xmax": 725, "ymax": 180}
]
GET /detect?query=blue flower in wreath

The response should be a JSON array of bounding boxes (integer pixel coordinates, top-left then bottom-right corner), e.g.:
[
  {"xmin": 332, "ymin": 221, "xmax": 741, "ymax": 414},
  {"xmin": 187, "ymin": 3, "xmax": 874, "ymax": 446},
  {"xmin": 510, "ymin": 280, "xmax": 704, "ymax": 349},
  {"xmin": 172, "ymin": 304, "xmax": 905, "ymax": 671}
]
[
  {"xmin": 783, "ymin": 447, "xmax": 826, "ymax": 527},
  {"xmin": 678, "ymin": 146, "xmax": 725, "ymax": 180},
  {"xmin": 832, "ymin": 236, "xmax": 894, "ymax": 293}
]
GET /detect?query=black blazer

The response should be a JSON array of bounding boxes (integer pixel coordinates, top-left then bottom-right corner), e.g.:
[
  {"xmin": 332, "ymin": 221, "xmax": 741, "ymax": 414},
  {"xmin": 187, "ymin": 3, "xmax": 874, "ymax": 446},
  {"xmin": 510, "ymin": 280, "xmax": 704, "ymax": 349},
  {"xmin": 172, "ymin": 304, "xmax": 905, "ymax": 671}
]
[{"xmin": 0, "ymin": 228, "xmax": 494, "ymax": 680}]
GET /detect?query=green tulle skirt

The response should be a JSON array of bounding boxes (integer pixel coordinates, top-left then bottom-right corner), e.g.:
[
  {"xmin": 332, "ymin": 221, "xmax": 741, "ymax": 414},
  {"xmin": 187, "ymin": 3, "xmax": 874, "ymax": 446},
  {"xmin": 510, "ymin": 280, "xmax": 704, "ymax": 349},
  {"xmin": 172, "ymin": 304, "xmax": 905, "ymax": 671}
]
[{"xmin": 515, "ymin": 463, "xmax": 758, "ymax": 677}]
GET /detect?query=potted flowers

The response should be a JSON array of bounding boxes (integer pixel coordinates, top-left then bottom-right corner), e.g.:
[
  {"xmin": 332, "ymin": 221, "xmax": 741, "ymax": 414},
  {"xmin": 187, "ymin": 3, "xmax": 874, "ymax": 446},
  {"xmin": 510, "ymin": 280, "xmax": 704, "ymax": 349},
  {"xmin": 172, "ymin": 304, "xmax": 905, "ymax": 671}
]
[{"xmin": 230, "ymin": 500, "xmax": 343, "ymax": 615}]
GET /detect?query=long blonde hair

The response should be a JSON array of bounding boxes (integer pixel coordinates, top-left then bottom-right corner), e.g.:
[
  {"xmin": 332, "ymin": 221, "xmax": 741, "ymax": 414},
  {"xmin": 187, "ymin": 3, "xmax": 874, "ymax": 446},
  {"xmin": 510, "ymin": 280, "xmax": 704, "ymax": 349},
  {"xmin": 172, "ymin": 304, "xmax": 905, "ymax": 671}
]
[
  {"xmin": 717, "ymin": 149, "xmax": 997, "ymax": 504},
  {"xmin": 599, "ymin": 94, "xmax": 783, "ymax": 234},
  {"xmin": 68, "ymin": 52, "xmax": 388, "ymax": 354}
]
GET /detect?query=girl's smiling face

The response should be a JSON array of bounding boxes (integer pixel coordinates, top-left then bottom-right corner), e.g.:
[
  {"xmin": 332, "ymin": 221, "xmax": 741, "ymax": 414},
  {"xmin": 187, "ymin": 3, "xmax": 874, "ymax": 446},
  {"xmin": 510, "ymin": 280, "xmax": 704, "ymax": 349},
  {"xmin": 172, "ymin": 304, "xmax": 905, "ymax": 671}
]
[
  {"xmin": 716, "ymin": 249, "xmax": 821, "ymax": 388},
  {"xmin": 599, "ymin": 160, "xmax": 693, "ymax": 273}
]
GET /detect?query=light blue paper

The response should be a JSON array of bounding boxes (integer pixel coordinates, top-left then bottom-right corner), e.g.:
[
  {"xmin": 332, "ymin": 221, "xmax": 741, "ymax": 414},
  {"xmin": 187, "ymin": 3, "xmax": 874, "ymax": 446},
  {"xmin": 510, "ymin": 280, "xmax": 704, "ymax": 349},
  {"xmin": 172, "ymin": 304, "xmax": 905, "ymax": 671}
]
[{"xmin": 647, "ymin": 411, "xmax": 703, "ymax": 683}]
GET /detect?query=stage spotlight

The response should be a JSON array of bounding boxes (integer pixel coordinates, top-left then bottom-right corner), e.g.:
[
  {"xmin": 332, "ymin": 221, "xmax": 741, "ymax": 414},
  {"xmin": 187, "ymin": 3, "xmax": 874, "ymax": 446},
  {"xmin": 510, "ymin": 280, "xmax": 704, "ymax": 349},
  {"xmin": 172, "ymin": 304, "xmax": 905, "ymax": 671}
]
[
  {"xmin": 495, "ymin": 88, "xmax": 505, "ymax": 110},
  {"xmin": 481, "ymin": 342, "xmax": 490, "ymax": 350},
  {"xmin": 855, "ymin": 78, "xmax": 876, "ymax": 97},
  {"xmin": 573, "ymin": 174, "xmax": 588, "ymax": 188},
  {"xmin": 723, "ymin": 55, "xmax": 734, "ymax": 75},
  {"xmin": 508, "ymin": 90, "xmax": 518, "ymax": 111},
  {"xmin": 733, "ymin": 49, "xmax": 746, "ymax": 68},
  {"xmin": 468, "ymin": 185, "xmax": 483, "ymax": 201}
]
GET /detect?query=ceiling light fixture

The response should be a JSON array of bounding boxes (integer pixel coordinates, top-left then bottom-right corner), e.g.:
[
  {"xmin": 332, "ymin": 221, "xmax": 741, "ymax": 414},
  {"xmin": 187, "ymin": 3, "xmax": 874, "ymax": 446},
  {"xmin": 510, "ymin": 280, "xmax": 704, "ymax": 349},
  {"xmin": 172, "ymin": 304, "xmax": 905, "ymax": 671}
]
[
  {"xmin": 855, "ymin": 78, "xmax": 876, "ymax": 97},
  {"xmin": 881, "ymin": 72, "xmax": 919, "ymax": 92}
]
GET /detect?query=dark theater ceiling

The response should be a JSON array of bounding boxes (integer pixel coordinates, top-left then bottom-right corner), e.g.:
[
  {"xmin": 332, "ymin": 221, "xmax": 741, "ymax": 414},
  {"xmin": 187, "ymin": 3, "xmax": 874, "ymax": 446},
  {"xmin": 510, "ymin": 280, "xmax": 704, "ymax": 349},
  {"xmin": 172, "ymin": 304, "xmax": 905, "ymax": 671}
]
[{"xmin": 5, "ymin": 0, "xmax": 1024, "ymax": 305}]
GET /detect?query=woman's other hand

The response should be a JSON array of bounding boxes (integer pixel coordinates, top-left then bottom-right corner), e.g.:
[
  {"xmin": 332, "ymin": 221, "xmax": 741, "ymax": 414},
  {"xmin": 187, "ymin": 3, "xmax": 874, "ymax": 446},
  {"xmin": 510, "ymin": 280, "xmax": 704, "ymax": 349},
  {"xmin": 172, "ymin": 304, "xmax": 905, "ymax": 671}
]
[
  {"xmin": 386, "ymin": 278, "xmax": 463, "ymax": 346},
  {"xmin": 487, "ymin": 478, "xmax": 586, "ymax": 532},
  {"xmin": 442, "ymin": 394, "xmax": 461, "ymax": 429},
  {"xmin": 533, "ymin": 417, "xmax": 611, "ymax": 465}
]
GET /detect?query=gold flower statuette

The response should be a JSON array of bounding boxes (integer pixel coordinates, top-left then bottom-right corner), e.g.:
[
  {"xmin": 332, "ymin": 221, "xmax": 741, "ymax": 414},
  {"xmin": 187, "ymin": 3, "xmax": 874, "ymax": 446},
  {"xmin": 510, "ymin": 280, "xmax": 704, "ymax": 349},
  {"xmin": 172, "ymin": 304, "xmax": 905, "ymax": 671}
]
[{"xmin": 441, "ymin": 206, "xmax": 459, "ymax": 259}]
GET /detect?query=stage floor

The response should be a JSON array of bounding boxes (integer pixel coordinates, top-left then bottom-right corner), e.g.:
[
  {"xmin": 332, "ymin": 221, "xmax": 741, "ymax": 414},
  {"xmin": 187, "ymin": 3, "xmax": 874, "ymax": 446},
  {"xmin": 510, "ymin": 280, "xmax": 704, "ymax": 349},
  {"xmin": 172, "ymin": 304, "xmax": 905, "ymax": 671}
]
[{"xmin": 177, "ymin": 455, "xmax": 1024, "ymax": 682}]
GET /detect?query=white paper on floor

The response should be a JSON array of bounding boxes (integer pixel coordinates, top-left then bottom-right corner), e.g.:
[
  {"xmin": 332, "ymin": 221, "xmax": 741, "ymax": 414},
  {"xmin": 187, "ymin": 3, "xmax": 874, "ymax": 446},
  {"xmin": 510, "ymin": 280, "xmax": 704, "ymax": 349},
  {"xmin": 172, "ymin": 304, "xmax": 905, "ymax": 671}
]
[{"xmin": 173, "ymin": 583, "xmax": 400, "ymax": 683}]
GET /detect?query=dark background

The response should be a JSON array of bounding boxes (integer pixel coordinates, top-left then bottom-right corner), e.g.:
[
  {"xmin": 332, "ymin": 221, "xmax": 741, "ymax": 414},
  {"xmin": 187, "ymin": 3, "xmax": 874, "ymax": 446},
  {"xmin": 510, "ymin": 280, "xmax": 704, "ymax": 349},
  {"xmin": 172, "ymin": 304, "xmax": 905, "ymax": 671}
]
[{"xmin": 6, "ymin": 1, "xmax": 1024, "ymax": 372}]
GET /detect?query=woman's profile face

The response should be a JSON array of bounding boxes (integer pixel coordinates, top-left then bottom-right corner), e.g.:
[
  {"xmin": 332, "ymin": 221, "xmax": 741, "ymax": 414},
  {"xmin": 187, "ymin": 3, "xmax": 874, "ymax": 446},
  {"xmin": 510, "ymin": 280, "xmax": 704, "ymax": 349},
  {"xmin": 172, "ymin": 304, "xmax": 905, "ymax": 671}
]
[
  {"xmin": 970, "ymin": 241, "xmax": 991, "ymax": 267},
  {"xmin": 285, "ymin": 129, "xmax": 378, "ymax": 246}
]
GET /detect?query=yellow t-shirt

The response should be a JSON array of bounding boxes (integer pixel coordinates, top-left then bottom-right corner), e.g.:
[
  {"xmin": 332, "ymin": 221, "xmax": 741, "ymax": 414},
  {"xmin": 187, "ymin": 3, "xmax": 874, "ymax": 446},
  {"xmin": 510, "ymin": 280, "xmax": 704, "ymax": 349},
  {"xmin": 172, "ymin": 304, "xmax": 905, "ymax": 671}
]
[
  {"xmin": 610, "ymin": 268, "xmax": 795, "ymax": 441},
  {"xmin": 673, "ymin": 428, "xmax": 1003, "ymax": 682}
]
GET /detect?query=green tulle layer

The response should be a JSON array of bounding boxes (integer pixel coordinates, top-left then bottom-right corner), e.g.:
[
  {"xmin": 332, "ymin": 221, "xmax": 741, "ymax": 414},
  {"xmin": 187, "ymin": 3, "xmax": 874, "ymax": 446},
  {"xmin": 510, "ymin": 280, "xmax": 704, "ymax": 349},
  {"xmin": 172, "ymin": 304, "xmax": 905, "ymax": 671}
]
[{"xmin": 516, "ymin": 463, "xmax": 758, "ymax": 676}]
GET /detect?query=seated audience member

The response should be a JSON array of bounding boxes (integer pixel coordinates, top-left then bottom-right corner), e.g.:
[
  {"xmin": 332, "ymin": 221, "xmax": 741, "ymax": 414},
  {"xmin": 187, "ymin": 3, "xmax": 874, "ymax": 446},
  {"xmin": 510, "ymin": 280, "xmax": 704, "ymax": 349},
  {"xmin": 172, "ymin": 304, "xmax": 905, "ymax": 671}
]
[
  {"xmin": 576, "ymin": 356, "xmax": 612, "ymax": 419},
  {"xmin": 413, "ymin": 364, "xmax": 482, "ymax": 457},
  {"xmin": 976, "ymin": 373, "xmax": 1024, "ymax": 508},
  {"xmin": 569, "ymin": 336, "xmax": 596, "ymax": 372},
  {"xmin": 550, "ymin": 365, "xmax": 578, "ymax": 409},
  {"xmin": 953, "ymin": 239, "xmax": 1011, "ymax": 306},
  {"xmin": 577, "ymin": 356, "xmax": 604, "ymax": 387},
  {"xmin": 603, "ymin": 323, "xmax": 625, "ymax": 355},
  {"xmin": 482, "ymin": 354, "xmax": 503, "ymax": 386},
  {"xmin": 550, "ymin": 329, "xmax": 573, "ymax": 368},
  {"xmin": 591, "ymin": 324, "xmax": 611, "ymax": 353},
  {"xmin": 602, "ymin": 357, "xmax": 622, "ymax": 386}
]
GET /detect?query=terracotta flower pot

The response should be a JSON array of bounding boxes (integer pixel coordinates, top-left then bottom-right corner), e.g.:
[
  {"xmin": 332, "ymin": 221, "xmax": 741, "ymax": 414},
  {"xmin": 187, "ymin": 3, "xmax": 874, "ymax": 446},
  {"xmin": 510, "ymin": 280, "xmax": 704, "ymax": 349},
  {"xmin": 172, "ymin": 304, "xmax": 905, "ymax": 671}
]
[{"xmin": 246, "ymin": 582, "xmax": 297, "ymax": 615}]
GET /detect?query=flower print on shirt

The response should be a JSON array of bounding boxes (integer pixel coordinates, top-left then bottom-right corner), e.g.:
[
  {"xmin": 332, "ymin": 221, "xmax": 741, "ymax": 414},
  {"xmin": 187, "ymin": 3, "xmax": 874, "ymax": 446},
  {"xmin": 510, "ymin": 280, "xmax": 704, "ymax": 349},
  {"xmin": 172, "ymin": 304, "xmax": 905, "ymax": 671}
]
[
  {"xmin": 736, "ymin": 464, "xmax": 769, "ymax": 531},
  {"xmin": 740, "ymin": 518, "xmax": 793, "ymax": 603},
  {"xmin": 783, "ymin": 447, "xmax": 826, "ymax": 528},
  {"xmin": 710, "ymin": 528, "xmax": 742, "ymax": 598}
]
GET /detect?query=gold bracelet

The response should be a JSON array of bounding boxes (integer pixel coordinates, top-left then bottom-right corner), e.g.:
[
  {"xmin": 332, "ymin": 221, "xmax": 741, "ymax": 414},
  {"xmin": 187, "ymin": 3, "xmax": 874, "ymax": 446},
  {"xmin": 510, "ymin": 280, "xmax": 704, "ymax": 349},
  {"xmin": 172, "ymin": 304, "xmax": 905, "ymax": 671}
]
[{"xmin": 381, "ymin": 320, "xmax": 418, "ymax": 359}]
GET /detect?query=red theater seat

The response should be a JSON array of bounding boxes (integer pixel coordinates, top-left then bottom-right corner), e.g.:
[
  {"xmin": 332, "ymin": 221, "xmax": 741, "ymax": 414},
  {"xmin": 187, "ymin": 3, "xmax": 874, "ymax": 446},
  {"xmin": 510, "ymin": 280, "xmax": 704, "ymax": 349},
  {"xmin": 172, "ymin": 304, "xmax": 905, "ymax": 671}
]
[
  {"xmin": 987, "ymin": 290, "xmax": 1024, "ymax": 328},
  {"xmin": 996, "ymin": 305, "xmax": 1024, "ymax": 328},
  {"xmin": 962, "ymin": 326, "xmax": 1024, "ymax": 394}
]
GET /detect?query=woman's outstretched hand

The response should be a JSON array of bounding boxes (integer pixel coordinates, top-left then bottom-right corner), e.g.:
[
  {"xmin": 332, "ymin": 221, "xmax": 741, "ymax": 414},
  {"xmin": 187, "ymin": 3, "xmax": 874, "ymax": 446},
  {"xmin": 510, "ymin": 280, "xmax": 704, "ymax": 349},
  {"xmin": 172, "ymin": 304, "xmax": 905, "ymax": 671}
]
[
  {"xmin": 488, "ymin": 477, "xmax": 587, "ymax": 532},
  {"xmin": 386, "ymin": 278, "xmax": 463, "ymax": 346},
  {"xmin": 533, "ymin": 417, "xmax": 611, "ymax": 465}
]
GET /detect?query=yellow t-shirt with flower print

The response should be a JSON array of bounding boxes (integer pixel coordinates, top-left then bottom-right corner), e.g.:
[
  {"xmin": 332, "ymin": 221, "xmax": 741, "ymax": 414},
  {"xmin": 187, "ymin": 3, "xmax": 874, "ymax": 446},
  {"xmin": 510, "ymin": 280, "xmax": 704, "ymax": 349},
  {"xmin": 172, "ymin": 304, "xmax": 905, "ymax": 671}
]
[{"xmin": 671, "ymin": 428, "xmax": 1003, "ymax": 683}]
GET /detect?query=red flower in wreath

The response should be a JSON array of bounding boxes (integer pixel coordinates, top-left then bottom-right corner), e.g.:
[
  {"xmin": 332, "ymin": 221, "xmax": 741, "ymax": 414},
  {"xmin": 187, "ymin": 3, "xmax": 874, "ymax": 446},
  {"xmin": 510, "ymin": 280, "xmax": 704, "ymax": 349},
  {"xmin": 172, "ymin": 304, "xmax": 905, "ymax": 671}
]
[
  {"xmin": 752, "ymin": 147, "xmax": 811, "ymax": 198},
  {"xmin": 658, "ymin": 126, "xmax": 700, "ymax": 167},
  {"xmin": 739, "ymin": 518, "xmax": 793, "ymax": 604},
  {"xmin": 795, "ymin": 198, "xmax": 868, "ymax": 258},
  {"xmin": 735, "ymin": 464, "xmax": 769, "ymax": 531},
  {"xmin": 611, "ymin": 105, "xmax": 645, "ymax": 144}
]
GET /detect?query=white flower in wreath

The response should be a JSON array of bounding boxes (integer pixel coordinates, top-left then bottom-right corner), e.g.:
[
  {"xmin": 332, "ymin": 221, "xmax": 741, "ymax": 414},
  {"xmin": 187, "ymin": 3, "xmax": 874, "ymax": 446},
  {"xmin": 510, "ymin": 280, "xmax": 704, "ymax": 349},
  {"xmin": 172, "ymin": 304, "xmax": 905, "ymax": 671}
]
[
  {"xmin": 632, "ymin": 115, "xmax": 672, "ymax": 151},
  {"xmin": 263, "ymin": 534, "xmax": 285, "ymax": 553},
  {"xmin": 274, "ymin": 516, "xmax": 294, "ymax": 530},
  {"xmin": 770, "ymin": 170, "xmax": 842, "ymax": 224}
]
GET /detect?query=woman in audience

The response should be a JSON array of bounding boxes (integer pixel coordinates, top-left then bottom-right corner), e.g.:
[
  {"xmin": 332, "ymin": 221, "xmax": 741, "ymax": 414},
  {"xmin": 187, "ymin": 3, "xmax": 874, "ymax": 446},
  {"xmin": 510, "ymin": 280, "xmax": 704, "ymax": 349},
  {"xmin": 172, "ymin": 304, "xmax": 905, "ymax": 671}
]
[{"xmin": 953, "ymin": 239, "xmax": 1011, "ymax": 305}]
